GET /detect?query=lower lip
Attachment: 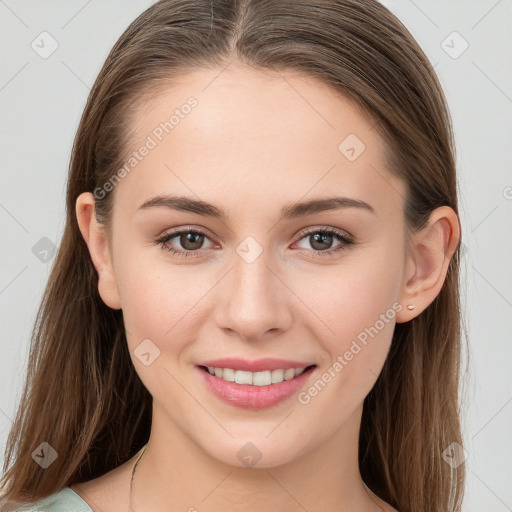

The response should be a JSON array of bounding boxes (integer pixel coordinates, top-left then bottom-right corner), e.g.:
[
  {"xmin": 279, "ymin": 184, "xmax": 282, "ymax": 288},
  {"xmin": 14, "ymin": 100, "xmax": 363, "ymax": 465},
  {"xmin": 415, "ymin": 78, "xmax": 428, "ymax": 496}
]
[{"xmin": 196, "ymin": 365, "xmax": 317, "ymax": 409}]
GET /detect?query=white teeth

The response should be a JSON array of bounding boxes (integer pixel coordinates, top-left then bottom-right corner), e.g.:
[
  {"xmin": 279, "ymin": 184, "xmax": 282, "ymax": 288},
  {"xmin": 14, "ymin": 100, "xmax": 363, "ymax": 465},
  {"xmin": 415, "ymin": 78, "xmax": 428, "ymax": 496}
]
[
  {"xmin": 283, "ymin": 368, "xmax": 295, "ymax": 380},
  {"xmin": 253, "ymin": 370, "xmax": 271, "ymax": 386},
  {"xmin": 205, "ymin": 366, "xmax": 310, "ymax": 385},
  {"xmin": 271, "ymin": 369, "xmax": 284, "ymax": 383},
  {"xmin": 235, "ymin": 370, "xmax": 253, "ymax": 385},
  {"xmin": 221, "ymin": 368, "xmax": 236, "ymax": 382}
]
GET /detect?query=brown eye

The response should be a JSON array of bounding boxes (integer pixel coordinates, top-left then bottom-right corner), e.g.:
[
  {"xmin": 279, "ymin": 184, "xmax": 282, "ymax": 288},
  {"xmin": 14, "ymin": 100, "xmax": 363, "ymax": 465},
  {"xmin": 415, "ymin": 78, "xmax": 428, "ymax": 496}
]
[
  {"xmin": 294, "ymin": 227, "xmax": 355, "ymax": 258},
  {"xmin": 179, "ymin": 231, "xmax": 205, "ymax": 251},
  {"xmin": 309, "ymin": 232, "xmax": 335, "ymax": 251},
  {"xmin": 156, "ymin": 228, "xmax": 215, "ymax": 257}
]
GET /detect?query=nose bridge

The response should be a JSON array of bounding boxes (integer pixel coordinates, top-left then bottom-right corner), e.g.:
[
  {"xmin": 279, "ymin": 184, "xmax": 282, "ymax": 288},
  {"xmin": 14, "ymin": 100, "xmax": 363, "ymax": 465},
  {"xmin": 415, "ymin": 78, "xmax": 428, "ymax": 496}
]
[
  {"xmin": 234, "ymin": 248, "xmax": 275, "ymax": 301},
  {"xmin": 231, "ymin": 234, "xmax": 276, "ymax": 299},
  {"xmin": 214, "ymin": 242, "xmax": 292, "ymax": 339}
]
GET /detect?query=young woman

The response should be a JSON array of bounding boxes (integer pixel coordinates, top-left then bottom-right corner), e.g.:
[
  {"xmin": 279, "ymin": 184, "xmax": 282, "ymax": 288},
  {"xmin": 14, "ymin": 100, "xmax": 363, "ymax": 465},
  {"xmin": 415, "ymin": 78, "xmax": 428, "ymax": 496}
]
[{"xmin": 0, "ymin": 0, "xmax": 466, "ymax": 511}]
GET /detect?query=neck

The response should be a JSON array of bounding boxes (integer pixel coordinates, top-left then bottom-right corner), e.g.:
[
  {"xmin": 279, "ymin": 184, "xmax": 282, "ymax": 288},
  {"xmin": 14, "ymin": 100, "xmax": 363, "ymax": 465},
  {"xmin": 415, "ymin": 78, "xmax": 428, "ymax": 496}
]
[{"xmin": 131, "ymin": 402, "xmax": 383, "ymax": 512}]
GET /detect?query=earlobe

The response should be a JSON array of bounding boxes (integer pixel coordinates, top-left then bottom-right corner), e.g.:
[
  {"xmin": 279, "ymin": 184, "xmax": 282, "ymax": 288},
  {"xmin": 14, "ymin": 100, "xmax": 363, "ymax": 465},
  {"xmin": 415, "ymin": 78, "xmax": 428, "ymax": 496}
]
[
  {"xmin": 75, "ymin": 192, "xmax": 122, "ymax": 310},
  {"xmin": 396, "ymin": 206, "xmax": 460, "ymax": 323}
]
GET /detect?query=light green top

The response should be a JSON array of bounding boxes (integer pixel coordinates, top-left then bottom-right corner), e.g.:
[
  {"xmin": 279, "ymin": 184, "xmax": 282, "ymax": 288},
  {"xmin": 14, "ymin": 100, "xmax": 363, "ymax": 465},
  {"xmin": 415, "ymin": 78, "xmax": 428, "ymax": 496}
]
[{"xmin": 9, "ymin": 487, "xmax": 93, "ymax": 511}]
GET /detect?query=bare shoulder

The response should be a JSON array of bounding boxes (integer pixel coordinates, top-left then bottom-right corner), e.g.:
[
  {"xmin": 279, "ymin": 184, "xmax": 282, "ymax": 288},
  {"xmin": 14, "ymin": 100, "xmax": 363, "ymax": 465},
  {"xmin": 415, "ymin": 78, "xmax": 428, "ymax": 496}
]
[{"xmin": 71, "ymin": 461, "xmax": 131, "ymax": 512}]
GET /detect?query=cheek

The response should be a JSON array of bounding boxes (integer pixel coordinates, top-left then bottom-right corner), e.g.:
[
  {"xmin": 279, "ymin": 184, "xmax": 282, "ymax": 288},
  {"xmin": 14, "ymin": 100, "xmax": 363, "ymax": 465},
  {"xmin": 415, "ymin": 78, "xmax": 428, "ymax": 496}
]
[
  {"xmin": 292, "ymin": 244, "xmax": 403, "ymax": 398},
  {"xmin": 296, "ymin": 245, "xmax": 402, "ymax": 341},
  {"xmin": 294, "ymin": 291, "xmax": 396, "ymax": 427},
  {"xmin": 114, "ymin": 248, "xmax": 216, "ymax": 351}
]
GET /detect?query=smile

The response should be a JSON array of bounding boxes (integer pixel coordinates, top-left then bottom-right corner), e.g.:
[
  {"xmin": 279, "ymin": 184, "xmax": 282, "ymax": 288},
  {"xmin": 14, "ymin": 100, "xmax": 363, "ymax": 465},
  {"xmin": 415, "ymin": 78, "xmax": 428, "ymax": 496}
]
[{"xmin": 196, "ymin": 364, "xmax": 317, "ymax": 409}]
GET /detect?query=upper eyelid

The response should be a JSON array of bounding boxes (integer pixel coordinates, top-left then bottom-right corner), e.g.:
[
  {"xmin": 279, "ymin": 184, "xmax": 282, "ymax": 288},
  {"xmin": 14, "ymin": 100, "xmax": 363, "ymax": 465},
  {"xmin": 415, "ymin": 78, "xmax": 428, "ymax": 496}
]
[
  {"xmin": 160, "ymin": 225, "xmax": 216, "ymax": 240},
  {"xmin": 295, "ymin": 225, "xmax": 352, "ymax": 239}
]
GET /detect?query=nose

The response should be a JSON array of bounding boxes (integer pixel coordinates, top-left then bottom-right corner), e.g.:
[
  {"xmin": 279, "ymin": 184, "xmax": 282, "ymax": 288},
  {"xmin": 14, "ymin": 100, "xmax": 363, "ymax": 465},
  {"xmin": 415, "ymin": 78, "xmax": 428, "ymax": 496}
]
[{"xmin": 212, "ymin": 249, "xmax": 293, "ymax": 342}]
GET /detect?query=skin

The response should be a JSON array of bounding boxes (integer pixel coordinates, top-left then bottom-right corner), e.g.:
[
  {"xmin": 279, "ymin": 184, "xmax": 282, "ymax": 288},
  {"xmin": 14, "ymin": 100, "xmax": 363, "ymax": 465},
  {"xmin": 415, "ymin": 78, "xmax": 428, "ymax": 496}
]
[{"xmin": 74, "ymin": 62, "xmax": 460, "ymax": 512}]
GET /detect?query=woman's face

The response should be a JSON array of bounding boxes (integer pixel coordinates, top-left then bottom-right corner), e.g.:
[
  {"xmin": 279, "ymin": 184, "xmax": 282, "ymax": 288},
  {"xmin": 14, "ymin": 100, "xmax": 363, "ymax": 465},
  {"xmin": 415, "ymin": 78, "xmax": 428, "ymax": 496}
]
[{"xmin": 95, "ymin": 64, "xmax": 412, "ymax": 468}]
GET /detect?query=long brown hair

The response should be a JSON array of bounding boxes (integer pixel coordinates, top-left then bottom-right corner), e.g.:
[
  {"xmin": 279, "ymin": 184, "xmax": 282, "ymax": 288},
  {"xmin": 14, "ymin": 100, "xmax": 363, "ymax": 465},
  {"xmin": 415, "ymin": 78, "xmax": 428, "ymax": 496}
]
[{"xmin": 0, "ymin": 1, "xmax": 467, "ymax": 510}]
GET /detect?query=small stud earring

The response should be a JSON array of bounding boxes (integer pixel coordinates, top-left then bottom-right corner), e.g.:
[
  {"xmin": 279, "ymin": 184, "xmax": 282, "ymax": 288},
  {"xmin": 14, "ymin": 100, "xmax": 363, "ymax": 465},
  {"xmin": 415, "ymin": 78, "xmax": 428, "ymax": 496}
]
[{"xmin": 407, "ymin": 304, "xmax": 415, "ymax": 310}]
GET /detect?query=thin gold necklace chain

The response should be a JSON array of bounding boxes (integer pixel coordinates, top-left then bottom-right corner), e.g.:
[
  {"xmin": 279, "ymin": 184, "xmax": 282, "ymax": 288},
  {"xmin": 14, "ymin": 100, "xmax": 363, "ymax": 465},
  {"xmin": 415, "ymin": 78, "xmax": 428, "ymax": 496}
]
[{"xmin": 129, "ymin": 444, "xmax": 147, "ymax": 512}]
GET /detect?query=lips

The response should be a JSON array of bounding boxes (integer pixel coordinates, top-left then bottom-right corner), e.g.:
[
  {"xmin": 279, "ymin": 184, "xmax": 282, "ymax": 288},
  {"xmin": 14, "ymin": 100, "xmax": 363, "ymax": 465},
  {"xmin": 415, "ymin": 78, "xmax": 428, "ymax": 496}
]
[{"xmin": 195, "ymin": 358, "xmax": 318, "ymax": 409}]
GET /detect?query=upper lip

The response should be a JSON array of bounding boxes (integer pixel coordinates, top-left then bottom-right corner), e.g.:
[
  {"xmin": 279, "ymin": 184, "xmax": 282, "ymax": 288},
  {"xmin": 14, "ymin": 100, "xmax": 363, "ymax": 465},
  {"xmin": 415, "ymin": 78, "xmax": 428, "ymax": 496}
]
[{"xmin": 197, "ymin": 358, "xmax": 316, "ymax": 373}]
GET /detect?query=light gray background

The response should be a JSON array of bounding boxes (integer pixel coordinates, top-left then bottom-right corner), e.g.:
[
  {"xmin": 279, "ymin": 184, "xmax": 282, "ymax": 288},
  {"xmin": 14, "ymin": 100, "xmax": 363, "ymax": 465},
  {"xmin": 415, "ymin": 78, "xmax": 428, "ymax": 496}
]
[{"xmin": 0, "ymin": 1, "xmax": 511, "ymax": 510}]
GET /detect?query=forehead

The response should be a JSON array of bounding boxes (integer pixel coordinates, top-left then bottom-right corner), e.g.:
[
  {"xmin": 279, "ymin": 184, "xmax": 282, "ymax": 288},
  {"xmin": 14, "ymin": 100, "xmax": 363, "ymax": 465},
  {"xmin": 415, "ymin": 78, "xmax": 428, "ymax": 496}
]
[{"xmin": 114, "ymin": 63, "xmax": 405, "ymax": 221}]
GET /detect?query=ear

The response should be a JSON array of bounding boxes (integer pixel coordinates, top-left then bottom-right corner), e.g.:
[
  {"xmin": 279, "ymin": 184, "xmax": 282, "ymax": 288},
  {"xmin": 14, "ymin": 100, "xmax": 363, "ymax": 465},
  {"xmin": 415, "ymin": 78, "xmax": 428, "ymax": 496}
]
[
  {"xmin": 75, "ymin": 192, "xmax": 122, "ymax": 310},
  {"xmin": 396, "ymin": 206, "xmax": 460, "ymax": 323}
]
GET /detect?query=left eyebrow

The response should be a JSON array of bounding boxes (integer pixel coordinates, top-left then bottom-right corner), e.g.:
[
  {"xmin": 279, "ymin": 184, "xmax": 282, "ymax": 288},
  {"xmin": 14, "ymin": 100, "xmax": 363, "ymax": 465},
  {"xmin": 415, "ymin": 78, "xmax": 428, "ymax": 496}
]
[
  {"xmin": 137, "ymin": 194, "xmax": 376, "ymax": 220},
  {"xmin": 281, "ymin": 196, "xmax": 376, "ymax": 219}
]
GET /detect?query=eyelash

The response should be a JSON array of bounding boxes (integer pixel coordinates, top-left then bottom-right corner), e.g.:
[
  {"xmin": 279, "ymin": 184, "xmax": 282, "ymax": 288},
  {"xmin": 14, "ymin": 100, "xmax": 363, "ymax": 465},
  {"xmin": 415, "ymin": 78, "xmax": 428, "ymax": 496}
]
[{"xmin": 155, "ymin": 226, "xmax": 355, "ymax": 259}]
